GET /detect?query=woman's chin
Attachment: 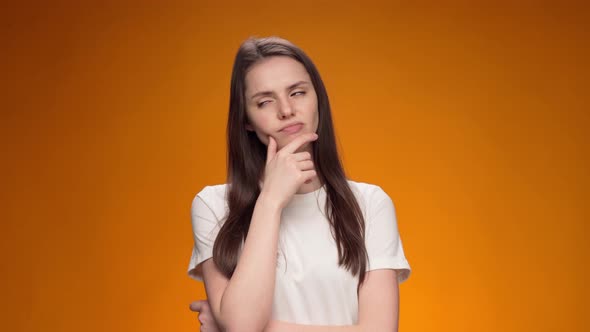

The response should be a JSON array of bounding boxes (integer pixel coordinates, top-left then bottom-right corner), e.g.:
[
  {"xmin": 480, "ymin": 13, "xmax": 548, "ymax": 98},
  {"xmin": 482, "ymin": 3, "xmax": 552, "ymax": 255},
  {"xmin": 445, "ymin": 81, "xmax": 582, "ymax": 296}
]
[{"xmin": 273, "ymin": 131, "xmax": 313, "ymax": 151}]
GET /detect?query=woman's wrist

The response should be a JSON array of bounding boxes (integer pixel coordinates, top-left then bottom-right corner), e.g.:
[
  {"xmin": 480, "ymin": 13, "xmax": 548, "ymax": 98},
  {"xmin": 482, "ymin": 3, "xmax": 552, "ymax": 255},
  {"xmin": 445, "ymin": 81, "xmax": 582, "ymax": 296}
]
[{"xmin": 257, "ymin": 191, "xmax": 284, "ymax": 213}]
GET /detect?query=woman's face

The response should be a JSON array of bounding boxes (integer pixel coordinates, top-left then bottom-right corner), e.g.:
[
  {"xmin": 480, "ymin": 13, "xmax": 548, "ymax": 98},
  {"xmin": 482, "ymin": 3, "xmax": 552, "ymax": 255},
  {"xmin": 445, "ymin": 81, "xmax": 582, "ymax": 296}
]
[{"xmin": 244, "ymin": 56, "xmax": 319, "ymax": 151}]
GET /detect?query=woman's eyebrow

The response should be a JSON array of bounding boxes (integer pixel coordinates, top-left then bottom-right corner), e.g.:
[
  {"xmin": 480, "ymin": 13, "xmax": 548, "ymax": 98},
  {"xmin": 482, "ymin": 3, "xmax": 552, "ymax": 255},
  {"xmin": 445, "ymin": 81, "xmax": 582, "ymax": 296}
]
[{"xmin": 250, "ymin": 80, "xmax": 310, "ymax": 100}]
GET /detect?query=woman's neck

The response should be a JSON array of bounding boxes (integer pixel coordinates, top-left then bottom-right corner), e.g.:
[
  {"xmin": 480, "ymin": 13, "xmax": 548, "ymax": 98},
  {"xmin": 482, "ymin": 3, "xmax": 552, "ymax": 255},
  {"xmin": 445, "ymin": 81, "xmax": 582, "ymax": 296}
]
[{"xmin": 296, "ymin": 174, "xmax": 323, "ymax": 194}]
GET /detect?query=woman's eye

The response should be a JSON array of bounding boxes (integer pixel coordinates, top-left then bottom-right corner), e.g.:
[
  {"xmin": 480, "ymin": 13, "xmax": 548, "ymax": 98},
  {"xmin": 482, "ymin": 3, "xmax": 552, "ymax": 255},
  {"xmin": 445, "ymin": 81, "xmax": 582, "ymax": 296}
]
[
  {"xmin": 257, "ymin": 101, "xmax": 270, "ymax": 108},
  {"xmin": 292, "ymin": 91, "xmax": 306, "ymax": 96}
]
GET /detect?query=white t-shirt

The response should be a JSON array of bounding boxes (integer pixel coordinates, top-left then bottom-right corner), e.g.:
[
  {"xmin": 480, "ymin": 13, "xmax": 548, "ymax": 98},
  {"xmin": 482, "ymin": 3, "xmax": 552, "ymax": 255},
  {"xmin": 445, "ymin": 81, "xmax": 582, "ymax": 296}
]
[{"xmin": 187, "ymin": 179, "xmax": 411, "ymax": 325}]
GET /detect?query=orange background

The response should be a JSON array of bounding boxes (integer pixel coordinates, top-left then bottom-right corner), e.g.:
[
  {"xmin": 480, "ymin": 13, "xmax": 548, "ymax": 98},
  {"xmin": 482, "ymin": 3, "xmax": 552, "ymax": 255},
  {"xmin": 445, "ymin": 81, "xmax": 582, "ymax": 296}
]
[{"xmin": 2, "ymin": 1, "xmax": 588, "ymax": 331}]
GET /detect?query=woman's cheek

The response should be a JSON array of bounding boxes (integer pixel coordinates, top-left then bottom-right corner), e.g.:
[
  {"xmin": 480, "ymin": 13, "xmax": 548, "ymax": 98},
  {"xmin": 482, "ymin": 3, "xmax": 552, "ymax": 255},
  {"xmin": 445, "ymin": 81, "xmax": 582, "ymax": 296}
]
[{"xmin": 256, "ymin": 131, "xmax": 272, "ymax": 146}]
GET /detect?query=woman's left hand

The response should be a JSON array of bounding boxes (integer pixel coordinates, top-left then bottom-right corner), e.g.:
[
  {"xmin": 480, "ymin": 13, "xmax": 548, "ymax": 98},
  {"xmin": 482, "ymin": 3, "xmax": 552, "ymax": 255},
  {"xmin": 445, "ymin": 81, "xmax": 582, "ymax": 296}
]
[{"xmin": 189, "ymin": 299, "xmax": 221, "ymax": 332}]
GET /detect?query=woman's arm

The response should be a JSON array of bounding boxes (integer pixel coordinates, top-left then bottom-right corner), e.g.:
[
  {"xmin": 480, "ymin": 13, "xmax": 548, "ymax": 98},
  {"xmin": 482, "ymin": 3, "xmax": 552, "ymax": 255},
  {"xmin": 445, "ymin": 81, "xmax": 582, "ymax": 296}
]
[
  {"xmin": 264, "ymin": 269, "xmax": 400, "ymax": 332},
  {"xmin": 192, "ymin": 268, "xmax": 400, "ymax": 332},
  {"xmin": 202, "ymin": 194, "xmax": 282, "ymax": 332},
  {"xmin": 201, "ymin": 134, "xmax": 319, "ymax": 332}
]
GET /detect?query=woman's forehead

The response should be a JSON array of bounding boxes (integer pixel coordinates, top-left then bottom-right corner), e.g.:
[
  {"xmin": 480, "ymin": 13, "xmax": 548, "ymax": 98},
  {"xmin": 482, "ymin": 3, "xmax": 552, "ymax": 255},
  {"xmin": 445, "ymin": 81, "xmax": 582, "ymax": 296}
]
[{"xmin": 245, "ymin": 56, "xmax": 310, "ymax": 93}]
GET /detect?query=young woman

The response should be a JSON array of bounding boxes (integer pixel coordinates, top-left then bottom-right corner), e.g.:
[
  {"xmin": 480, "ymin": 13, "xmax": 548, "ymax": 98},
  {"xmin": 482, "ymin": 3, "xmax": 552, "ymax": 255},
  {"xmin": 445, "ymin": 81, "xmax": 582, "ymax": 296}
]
[{"xmin": 187, "ymin": 36, "xmax": 411, "ymax": 332}]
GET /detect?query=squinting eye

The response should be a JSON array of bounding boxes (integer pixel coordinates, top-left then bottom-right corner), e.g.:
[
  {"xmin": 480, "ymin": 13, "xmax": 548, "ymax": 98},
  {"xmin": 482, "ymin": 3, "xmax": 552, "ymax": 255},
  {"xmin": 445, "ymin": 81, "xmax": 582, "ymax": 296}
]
[
  {"xmin": 292, "ymin": 91, "xmax": 306, "ymax": 96},
  {"xmin": 257, "ymin": 101, "xmax": 270, "ymax": 108}
]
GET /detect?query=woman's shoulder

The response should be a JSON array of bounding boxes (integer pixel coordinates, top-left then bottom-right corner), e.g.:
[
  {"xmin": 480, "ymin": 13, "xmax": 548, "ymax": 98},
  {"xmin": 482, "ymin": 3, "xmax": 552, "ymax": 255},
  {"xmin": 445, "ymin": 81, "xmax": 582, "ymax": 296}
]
[
  {"xmin": 191, "ymin": 183, "xmax": 230, "ymax": 219},
  {"xmin": 346, "ymin": 179, "xmax": 390, "ymax": 200},
  {"xmin": 346, "ymin": 179, "xmax": 395, "ymax": 215},
  {"xmin": 195, "ymin": 183, "xmax": 229, "ymax": 199}
]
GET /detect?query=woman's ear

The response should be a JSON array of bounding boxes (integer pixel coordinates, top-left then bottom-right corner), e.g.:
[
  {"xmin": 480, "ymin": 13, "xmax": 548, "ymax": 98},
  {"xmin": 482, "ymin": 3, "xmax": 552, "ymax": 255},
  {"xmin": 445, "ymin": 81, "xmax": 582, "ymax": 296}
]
[{"xmin": 245, "ymin": 123, "xmax": 254, "ymax": 131}]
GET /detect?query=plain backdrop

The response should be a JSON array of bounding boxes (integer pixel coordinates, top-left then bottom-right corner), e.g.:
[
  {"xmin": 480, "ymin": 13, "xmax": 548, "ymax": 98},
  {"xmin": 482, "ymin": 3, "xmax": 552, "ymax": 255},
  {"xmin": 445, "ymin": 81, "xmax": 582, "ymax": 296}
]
[{"xmin": 1, "ymin": 1, "xmax": 588, "ymax": 331}]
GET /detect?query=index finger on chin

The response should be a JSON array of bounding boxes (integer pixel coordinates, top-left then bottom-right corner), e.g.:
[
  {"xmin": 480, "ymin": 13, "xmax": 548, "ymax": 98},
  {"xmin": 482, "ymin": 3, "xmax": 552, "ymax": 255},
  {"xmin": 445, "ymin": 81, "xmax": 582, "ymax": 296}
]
[{"xmin": 280, "ymin": 133, "xmax": 318, "ymax": 154}]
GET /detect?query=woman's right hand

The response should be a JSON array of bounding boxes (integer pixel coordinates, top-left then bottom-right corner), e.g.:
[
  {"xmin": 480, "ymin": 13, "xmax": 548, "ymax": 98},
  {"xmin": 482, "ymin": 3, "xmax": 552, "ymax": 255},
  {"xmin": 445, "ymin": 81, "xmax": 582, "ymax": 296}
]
[
  {"xmin": 189, "ymin": 299, "xmax": 221, "ymax": 332},
  {"xmin": 259, "ymin": 132, "xmax": 318, "ymax": 209}
]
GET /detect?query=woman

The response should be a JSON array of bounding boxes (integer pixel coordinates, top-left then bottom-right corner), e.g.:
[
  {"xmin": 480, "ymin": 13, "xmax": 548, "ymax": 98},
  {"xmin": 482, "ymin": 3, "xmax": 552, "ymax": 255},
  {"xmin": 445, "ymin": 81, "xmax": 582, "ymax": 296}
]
[{"xmin": 187, "ymin": 36, "xmax": 411, "ymax": 331}]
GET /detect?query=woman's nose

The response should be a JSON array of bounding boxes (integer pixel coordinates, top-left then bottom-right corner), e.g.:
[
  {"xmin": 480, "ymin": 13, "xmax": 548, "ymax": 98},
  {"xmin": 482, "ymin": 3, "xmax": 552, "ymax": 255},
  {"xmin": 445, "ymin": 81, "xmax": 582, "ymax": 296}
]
[{"xmin": 277, "ymin": 97, "xmax": 295, "ymax": 119}]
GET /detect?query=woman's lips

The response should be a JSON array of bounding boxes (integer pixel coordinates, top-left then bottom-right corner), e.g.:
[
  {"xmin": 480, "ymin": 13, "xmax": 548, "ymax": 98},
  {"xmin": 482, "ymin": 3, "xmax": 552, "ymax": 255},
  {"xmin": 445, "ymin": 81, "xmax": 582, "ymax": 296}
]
[{"xmin": 281, "ymin": 123, "xmax": 304, "ymax": 134}]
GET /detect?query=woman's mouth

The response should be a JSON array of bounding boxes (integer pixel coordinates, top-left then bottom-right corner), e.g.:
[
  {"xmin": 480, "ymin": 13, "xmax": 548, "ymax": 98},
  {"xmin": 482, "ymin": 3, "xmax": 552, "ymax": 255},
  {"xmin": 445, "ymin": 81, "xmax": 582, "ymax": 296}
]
[{"xmin": 281, "ymin": 123, "xmax": 304, "ymax": 134}]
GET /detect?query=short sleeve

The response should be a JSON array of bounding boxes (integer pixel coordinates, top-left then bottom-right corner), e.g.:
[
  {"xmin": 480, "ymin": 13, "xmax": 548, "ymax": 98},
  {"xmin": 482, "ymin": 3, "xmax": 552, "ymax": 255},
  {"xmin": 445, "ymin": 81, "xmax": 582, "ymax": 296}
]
[
  {"xmin": 187, "ymin": 188, "xmax": 223, "ymax": 282},
  {"xmin": 365, "ymin": 187, "xmax": 412, "ymax": 283}
]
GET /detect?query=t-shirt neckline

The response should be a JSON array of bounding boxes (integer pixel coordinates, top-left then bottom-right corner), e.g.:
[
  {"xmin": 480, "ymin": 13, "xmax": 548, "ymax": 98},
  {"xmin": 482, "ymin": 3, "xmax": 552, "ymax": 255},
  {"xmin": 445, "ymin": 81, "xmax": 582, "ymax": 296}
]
[{"xmin": 285, "ymin": 184, "xmax": 326, "ymax": 208}]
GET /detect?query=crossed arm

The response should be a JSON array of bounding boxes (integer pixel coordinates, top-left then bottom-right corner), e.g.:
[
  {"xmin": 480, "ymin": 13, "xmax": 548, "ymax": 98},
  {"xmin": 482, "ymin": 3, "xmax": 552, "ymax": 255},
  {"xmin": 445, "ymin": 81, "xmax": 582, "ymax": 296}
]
[
  {"xmin": 191, "ymin": 267, "xmax": 400, "ymax": 332},
  {"xmin": 267, "ymin": 268, "xmax": 399, "ymax": 332}
]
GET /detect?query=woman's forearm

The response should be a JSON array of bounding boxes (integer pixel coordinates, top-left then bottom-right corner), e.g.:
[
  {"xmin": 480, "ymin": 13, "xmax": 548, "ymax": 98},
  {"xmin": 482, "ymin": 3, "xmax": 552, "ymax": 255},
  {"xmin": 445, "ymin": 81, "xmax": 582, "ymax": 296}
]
[
  {"xmin": 219, "ymin": 193, "xmax": 282, "ymax": 332},
  {"xmin": 265, "ymin": 320, "xmax": 365, "ymax": 332}
]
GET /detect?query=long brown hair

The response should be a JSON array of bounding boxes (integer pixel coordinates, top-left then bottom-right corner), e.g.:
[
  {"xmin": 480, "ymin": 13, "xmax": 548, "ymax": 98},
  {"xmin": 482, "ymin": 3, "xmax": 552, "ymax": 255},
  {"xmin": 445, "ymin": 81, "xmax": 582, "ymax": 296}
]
[{"xmin": 213, "ymin": 36, "xmax": 369, "ymax": 290}]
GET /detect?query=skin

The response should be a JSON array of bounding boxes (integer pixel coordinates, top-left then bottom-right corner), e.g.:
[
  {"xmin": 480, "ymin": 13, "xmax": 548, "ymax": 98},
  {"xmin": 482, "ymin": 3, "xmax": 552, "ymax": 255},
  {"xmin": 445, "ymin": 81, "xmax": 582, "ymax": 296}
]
[
  {"xmin": 191, "ymin": 269, "xmax": 400, "ymax": 332},
  {"xmin": 189, "ymin": 300, "xmax": 220, "ymax": 332},
  {"xmin": 198, "ymin": 133, "xmax": 319, "ymax": 332},
  {"xmin": 190, "ymin": 55, "xmax": 401, "ymax": 331},
  {"xmin": 244, "ymin": 55, "xmax": 322, "ymax": 194}
]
